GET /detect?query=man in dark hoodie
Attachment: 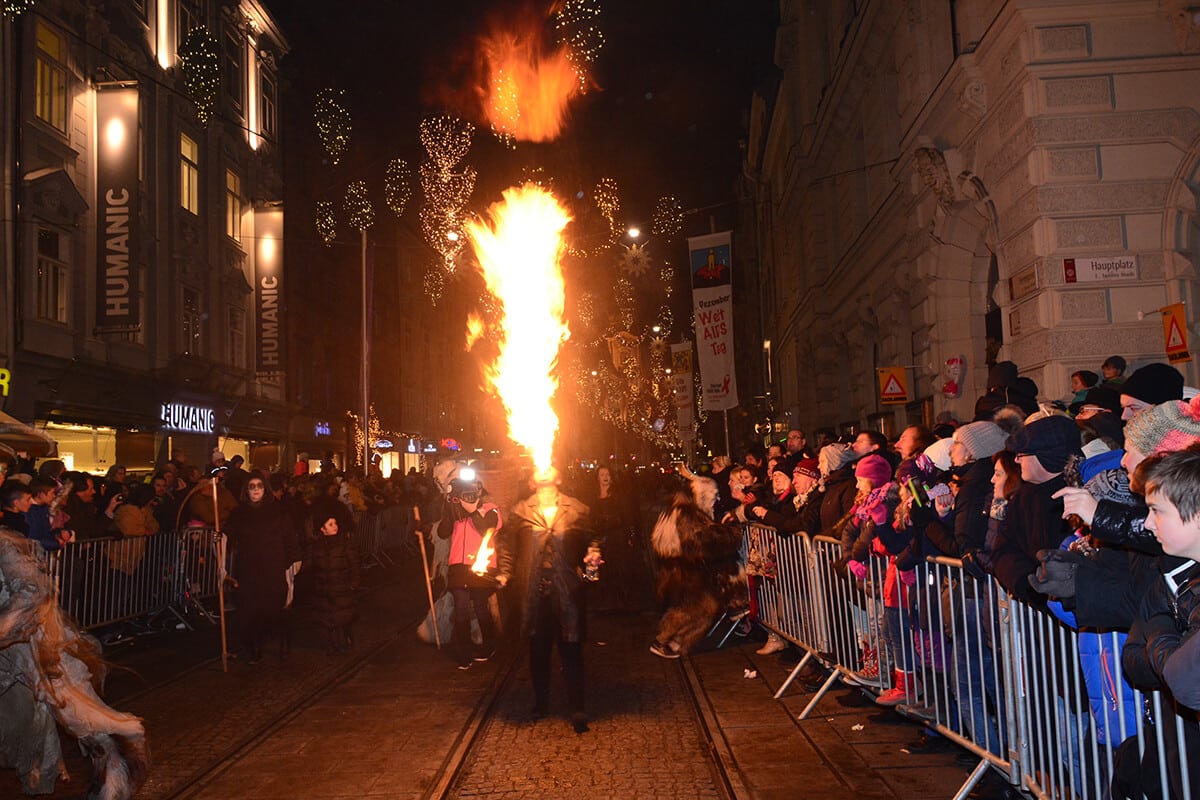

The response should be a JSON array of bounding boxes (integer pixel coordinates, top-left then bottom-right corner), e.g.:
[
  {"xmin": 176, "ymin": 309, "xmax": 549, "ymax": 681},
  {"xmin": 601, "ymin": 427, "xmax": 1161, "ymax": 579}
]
[{"xmin": 975, "ymin": 361, "xmax": 1039, "ymax": 420}]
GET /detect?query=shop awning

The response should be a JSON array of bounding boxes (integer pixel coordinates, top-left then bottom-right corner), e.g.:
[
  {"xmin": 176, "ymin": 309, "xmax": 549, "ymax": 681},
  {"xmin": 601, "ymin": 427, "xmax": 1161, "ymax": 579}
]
[{"xmin": 0, "ymin": 410, "xmax": 58, "ymax": 458}]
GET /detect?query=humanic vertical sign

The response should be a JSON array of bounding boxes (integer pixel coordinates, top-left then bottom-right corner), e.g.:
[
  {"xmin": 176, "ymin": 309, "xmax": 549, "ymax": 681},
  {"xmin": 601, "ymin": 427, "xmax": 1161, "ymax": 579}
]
[
  {"xmin": 255, "ymin": 208, "xmax": 284, "ymax": 375},
  {"xmin": 95, "ymin": 85, "xmax": 140, "ymax": 330}
]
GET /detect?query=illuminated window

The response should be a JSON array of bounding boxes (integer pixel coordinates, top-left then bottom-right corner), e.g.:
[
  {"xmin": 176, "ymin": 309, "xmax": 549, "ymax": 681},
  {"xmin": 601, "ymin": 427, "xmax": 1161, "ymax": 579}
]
[
  {"xmin": 182, "ymin": 286, "xmax": 203, "ymax": 356},
  {"xmin": 228, "ymin": 306, "xmax": 245, "ymax": 368},
  {"xmin": 224, "ymin": 30, "xmax": 243, "ymax": 115},
  {"xmin": 180, "ymin": 132, "xmax": 199, "ymax": 213},
  {"xmin": 35, "ymin": 22, "xmax": 67, "ymax": 132},
  {"xmin": 36, "ymin": 227, "xmax": 69, "ymax": 324},
  {"xmin": 225, "ymin": 168, "xmax": 241, "ymax": 242},
  {"xmin": 260, "ymin": 69, "xmax": 277, "ymax": 140}
]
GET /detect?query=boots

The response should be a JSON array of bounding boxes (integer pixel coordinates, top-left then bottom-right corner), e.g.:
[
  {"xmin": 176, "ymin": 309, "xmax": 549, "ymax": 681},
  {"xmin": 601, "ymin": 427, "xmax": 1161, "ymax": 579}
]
[
  {"xmin": 848, "ymin": 645, "xmax": 883, "ymax": 686},
  {"xmin": 453, "ymin": 620, "xmax": 473, "ymax": 669},
  {"xmin": 876, "ymin": 669, "xmax": 918, "ymax": 706},
  {"xmin": 756, "ymin": 632, "xmax": 786, "ymax": 655}
]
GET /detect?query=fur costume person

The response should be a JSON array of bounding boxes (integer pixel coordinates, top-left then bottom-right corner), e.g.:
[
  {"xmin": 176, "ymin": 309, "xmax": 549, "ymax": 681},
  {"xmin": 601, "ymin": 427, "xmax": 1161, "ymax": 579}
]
[
  {"xmin": 650, "ymin": 476, "xmax": 747, "ymax": 657},
  {"xmin": 0, "ymin": 527, "xmax": 149, "ymax": 799}
]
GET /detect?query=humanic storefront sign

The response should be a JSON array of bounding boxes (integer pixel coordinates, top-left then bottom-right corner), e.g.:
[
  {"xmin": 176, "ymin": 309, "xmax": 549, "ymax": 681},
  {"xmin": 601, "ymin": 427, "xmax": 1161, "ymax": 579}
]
[
  {"xmin": 160, "ymin": 402, "xmax": 215, "ymax": 434},
  {"xmin": 96, "ymin": 84, "xmax": 140, "ymax": 331}
]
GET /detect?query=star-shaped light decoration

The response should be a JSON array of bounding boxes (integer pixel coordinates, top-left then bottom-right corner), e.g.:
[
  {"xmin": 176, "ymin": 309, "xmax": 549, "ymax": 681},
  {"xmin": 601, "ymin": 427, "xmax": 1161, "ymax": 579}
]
[{"xmin": 621, "ymin": 242, "xmax": 651, "ymax": 277}]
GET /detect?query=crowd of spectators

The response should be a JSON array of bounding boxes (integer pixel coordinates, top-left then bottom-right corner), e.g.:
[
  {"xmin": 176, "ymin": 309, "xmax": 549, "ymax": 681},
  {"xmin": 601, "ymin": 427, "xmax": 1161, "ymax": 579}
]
[{"xmin": 705, "ymin": 354, "xmax": 1199, "ymax": 798}]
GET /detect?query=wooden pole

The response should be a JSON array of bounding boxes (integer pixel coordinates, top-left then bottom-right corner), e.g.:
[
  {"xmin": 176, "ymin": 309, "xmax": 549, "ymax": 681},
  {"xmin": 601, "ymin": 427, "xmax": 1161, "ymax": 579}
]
[
  {"xmin": 414, "ymin": 509, "xmax": 441, "ymax": 649},
  {"xmin": 212, "ymin": 476, "xmax": 230, "ymax": 672}
]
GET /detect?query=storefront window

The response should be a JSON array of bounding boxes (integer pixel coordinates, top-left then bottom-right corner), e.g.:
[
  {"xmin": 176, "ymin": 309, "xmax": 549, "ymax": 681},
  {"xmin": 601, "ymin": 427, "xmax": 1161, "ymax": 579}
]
[{"xmin": 42, "ymin": 423, "xmax": 117, "ymax": 474}]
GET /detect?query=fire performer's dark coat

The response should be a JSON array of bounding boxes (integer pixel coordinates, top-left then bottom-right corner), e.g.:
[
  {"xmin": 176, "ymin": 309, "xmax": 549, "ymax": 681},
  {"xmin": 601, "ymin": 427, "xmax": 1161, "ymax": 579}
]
[{"xmin": 496, "ymin": 493, "xmax": 595, "ymax": 642}]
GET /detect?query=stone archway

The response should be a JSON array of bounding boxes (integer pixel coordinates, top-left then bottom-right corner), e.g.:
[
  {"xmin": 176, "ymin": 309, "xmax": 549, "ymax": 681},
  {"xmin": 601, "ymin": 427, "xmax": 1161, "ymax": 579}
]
[{"xmin": 916, "ymin": 172, "xmax": 1002, "ymax": 422}]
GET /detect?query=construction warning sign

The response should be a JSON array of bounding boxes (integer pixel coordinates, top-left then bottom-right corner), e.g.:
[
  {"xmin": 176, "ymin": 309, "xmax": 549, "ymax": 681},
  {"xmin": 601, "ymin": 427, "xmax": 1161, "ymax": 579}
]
[
  {"xmin": 1163, "ymin": 302, "xmax": 1192, "ymax": 364},
  {"xmin": 877, "ymin": 366, "xmax": 909, "ymax": 405}
]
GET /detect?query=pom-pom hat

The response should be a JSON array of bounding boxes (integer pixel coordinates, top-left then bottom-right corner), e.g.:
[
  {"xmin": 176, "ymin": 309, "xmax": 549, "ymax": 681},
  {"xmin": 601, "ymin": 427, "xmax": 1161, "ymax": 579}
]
[{"xmin": 1123, "ymin": 396, "xmax": 1200, "ymax": 456}]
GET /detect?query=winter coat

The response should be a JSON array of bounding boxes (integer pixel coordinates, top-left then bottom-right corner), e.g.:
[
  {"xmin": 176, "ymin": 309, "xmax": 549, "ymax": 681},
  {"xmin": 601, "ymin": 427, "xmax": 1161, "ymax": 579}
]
[
  {"xmin": 1115, "ymin": 558, "xmax": 1200, "ymax": 799},
  {"xmin": 987, "ymin": 475, "xmax": 1070, "ymax": 603},
  {"xmin": 817, "ymin": 467, "xmax": 858, "ymax": 536},
  {"xmin": 952, "ymin": 458, "xmax": 994, "ymax": 556},
  {"xmin": 496, "ymin": 492, "xmax": 595, "ymax": 642},
  {"xmin": 226, "ymin": 498, "xmax": 297, "ymax": 619},
  {"xmin": 308, "ymin": 530, "xmax": 359, "ymax": 628},
  {"xmin": 108, "ymin": 504, "xmax": 159, "ymax": 576}
]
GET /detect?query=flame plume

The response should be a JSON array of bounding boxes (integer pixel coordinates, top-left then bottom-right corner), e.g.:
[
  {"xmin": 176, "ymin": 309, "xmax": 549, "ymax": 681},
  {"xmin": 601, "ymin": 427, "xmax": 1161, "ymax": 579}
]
[
  {"xmin": 478, "ymin": 22, "xmax": 582, "ymax": 142},
  {"xmin": 467, "ymin": 184, "xmax": 571, "ymax": 475}
]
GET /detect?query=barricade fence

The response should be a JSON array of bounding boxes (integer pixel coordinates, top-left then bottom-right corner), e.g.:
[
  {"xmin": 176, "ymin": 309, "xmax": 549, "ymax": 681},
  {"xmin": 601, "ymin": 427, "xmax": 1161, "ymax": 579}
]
[
  {"xmin": 740, "ymin": 522, "xmax": 1195, "ymax": 800},
  {"xmin": 43, "ymin": 506, "xmax": 410, "ymax": 633}
]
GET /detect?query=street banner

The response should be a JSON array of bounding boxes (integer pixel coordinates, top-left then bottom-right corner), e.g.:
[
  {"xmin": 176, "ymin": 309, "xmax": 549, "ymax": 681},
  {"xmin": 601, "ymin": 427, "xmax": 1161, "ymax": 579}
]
[
  {"xmin": 877, "ymin": 366, "xmax": 909, "ymax": 405},
  {"xmin": 688, "ymin": 231, "xmax": 738, "ymax": 411},
  {"xmin": 1163, "ymin": 302, "xmax": 1191, "ymax": 364},
  {"xmin": 96, "ymin": 84, "xmax": 140, "ymax": 330},
  {"xmin": 670, "ymin": 342, "xmax": 695, "ymax": 439},
  {"xmin": 255, "ymin": 207, "xmax": 284, "ymax": 375}
]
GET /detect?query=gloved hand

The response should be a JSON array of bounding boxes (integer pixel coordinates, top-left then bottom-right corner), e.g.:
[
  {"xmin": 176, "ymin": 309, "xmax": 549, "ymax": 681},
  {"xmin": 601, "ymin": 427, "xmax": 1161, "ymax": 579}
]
[
  {"xmin": 867, "ymin": 500, "xmax": 890, "ymax": 525},
  {"xmin": 848, "ymin": 559, "xmax": 869, "ymax": 581},
  {"xmin": 898, "ymin": 568, "xmax": 917, "ymax": 586},
  {"xmin": 1027, "ymin": 549, "xmax": 1083, "ymax": 598},
  {"xmin": 960, "ymin": 550, "xmax": 986, "ymax": 580}
]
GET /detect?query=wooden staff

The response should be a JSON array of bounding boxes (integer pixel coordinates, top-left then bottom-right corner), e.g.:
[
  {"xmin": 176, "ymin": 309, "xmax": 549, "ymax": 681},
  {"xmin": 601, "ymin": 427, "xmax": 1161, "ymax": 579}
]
[
  {"xmin": 213, "ymin": 476, "xmax": 230, "ymax": 672},
  {"xmin": 414, "ymin": 508, "xmax": 441, "ymax": 649}
]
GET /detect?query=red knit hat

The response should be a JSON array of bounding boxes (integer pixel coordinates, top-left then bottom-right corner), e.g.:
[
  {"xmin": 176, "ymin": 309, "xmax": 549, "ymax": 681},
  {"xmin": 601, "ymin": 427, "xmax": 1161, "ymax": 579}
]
[{"xmin": 854, "ymin": 454, "xmax": 893, "ymax": 486}]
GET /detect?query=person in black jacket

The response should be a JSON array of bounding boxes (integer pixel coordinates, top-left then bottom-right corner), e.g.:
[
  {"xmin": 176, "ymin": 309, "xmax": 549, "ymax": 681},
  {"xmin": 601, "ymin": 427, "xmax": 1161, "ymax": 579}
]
[{"xmin": 989, "ymin": 415, "xmax": 1080, "ymax": 602}]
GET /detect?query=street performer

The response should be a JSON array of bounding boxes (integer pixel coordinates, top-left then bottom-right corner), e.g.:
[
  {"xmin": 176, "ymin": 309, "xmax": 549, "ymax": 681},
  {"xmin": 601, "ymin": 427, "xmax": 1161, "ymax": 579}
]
[
  {"xmin": 496, "ymin": 468, "xmax": 601, "ymax": 734},
  {"xmin": 440, "ymin": 470, "xmax": 503, "ymax": 670}
]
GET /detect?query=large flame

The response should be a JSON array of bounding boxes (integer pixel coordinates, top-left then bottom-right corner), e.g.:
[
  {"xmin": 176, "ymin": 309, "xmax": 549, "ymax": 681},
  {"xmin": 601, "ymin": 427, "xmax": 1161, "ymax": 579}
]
[
  {"xmin": 479, "ymin": 25, "xmax": 581, "ymax": 142},
  {"xmin": 467, "ymin": 184, "xmax": 571, "ymax": 474}
]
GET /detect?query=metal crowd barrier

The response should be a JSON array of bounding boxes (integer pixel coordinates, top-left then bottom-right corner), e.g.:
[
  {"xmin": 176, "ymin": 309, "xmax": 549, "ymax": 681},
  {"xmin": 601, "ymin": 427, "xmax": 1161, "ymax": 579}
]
[
  {"xmin": 46, "ymin": 527, "xmax": 225, "ymax": 631},
  {"xmin": 740, "ymin": 522, "xmax": 1198, "ymax": 800}
]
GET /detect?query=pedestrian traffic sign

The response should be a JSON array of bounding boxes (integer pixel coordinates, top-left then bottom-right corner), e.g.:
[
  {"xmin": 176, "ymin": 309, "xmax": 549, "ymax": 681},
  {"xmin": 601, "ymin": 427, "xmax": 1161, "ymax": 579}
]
[
  {"xmin": 877, "ymin": 366, "xmax": 909, "ymax": 405},
  {"xmin": 1163, "ymin": 302, "xmax": 1191, "ymax": 364}
]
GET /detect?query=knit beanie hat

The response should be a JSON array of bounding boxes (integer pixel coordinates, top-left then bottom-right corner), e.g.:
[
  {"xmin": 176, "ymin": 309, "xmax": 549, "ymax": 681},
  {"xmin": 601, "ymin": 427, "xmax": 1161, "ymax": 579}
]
[
  {"xmin": 923, "ymin": 438, "xmax": 954, "ymax": 472},
  {"xmin": 1006, "ymin": 415, "xmax": 1082, "ymax": 473},
  {"xmin": 792, "ymin": 458, "xmax": 820, "ymax": 480},
  {"xmin": 818, "ymin": 443, "xmax": 856, "ymax": 477},
  {"xmin": 1123, "ymin": 397, "xmax": 1200, "ymax": 456},
  {"xmin": 896, "ymin": 455, "xmax": 938, "ymax": 486},
  {"xmin": 854, "ymin": 454, "xmax": 893, "ymax": 487},
  {"xmin": 954, "ymin": 421, "xmax": 1009, "ymax": 461},
  {"xmin": 1121, "ymin": 363, "xmax": 1184, "ymax": 406}
]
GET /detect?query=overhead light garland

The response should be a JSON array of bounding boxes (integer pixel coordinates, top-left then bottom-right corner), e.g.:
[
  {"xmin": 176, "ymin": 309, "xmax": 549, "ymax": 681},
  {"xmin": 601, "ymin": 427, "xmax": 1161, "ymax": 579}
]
[
  {"xmin": 554, "ymin": 0, "xmax": 605, "ymax": 91},
  {"xmin": 419, "ymin": 115, "xmax": 477, "ymax": 277},
  {"xmin": 343, "ymin": 181, "xmax": 375, "ymax": 232},
  {"xmin": 2, "ymin": 0, "xmax": 34, "ymax": 19},
  {"xmin": 179, "ymin": 26, "xmax": 220, "ymax": 125},
  {"xmin": 315, "ymin": 88, "xmax": 352, "ymax": 166},
  {"xmin": 652, "ymin": 195, "xmax": 683, "ymax": 237}
]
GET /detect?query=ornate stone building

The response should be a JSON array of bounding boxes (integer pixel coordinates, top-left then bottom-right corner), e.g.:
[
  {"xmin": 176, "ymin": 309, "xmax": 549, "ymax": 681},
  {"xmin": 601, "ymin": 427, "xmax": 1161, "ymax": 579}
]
[{"xmin": 740, "ymin": 0, "xmax": 1200, "ymax": 438}]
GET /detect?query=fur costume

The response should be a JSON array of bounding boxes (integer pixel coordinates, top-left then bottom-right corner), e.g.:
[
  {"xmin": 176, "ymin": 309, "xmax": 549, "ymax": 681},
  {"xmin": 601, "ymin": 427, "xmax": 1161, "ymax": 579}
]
[
  {"xmin": 652, "ymin": 478, "xmax": 747, "ymax": 654},
  {"xmin": 0, "ymin": 527, "xmax": 149, "ymax": 799}
]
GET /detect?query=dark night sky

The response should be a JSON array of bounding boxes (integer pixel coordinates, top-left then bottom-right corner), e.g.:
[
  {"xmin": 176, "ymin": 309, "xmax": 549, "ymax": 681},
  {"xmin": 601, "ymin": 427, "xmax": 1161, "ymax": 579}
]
[{"xmin": 272, "ymin": 1, "xmax": 779, "ymax": 233}]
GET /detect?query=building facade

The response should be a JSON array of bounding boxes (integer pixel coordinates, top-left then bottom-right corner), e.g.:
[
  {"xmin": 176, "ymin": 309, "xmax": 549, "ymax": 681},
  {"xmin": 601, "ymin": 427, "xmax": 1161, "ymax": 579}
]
[
  {"xmin": 741, "ymin": 0, "xmax": 1200, "ymax": 439},
  {"xmin": 0, "ymin": 0, "xmax": 289, "ymax": 473}
]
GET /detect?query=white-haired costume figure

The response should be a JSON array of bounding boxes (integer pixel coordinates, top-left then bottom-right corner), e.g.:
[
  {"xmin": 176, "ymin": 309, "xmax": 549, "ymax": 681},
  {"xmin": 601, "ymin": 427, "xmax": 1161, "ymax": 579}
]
[
  {"xmin": 0, "ymin": 527, "xmax": 148, "ymax": 799},
  {"xmin": 649, "ymin": 473, "xmax": 746, "ymax": 658}
]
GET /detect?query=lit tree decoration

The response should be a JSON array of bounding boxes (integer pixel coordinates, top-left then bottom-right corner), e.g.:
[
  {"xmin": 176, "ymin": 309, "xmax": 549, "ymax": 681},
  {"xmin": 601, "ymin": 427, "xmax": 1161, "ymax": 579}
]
[
  {"xmin": 315, "ymin": 200, "xmax": 337, "ymax": 247},
  {"xmin": 660, "ymin": 262, "xmax": 675, "ymax": 296},
  {"xmin": 594, "ymin": 177, "xmax": 621, "ymax": 244},
  {"xmin": 179, "ymin": 26, "xmax": 220, "ymax": 125},
  {"xmin": 419, "ymin": 115, "xmax": 474, "ymax": 172},
  {"xmin": 384, "ymin": 158, "xmax": 412, "ymax": 216},
  {"xmin": 418, "ymin": 116, "xmax": 477, "ymax": 270},
  {"xmin": 423, "ymin": 266, "xmax": 445, "ymax": 305},
  {"xmin": 2, "ymin": 0, "xmax": 34, "ymax": 19},
  {"xmin": 621, "ymin": 242, "xmax": 651, "ymax": 277},
  {"xmin": 655, "ymin": 304, "xmax": 675, "ymax": 336},
  {"xmin": 350, "ymin": 404, "xmax": 384, "ymax": 464},
  {"xmin": 651, "ymin": 196, "xmax": 683, "ymax": 237},
  {"xmin": 554, "ymin": 0, "xmax": 605, "ymax": 91},
  {"xmin": 315, "ymin": 88, "xmax": 352, "ymax": 166},
  {"xmin": 343, "ymin": 181, "xmax": 375, "ymax": 232}
]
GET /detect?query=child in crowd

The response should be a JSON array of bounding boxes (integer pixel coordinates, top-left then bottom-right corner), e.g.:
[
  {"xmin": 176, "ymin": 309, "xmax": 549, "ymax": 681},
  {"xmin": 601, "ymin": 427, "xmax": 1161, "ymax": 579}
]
[
  {"xmin": 1112, "ymin": 447, "xmax": 1200, "ymax": 799},
  {"xmin": 309, "ymin": 513, "xmax": 360, "ymax": 654}
]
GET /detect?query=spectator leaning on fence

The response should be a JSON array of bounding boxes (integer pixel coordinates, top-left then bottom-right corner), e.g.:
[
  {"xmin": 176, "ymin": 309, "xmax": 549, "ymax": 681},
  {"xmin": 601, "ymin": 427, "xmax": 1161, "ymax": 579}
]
[{"xmin": 1110, "ymin": 447, "xmax": 1200, "ymax": 800}]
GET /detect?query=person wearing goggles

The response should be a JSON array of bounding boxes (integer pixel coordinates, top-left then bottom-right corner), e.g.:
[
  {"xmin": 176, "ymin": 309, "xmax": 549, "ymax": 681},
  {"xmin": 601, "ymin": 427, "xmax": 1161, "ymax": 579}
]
[{"xmin": 440, "ymin": 470, "xmax": 503, "ymax": 670}]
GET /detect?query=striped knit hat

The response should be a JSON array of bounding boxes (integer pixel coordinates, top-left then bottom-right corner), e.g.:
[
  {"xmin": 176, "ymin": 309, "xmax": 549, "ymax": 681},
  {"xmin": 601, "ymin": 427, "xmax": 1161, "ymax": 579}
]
[{"xmin": 1123, "ymin": 396, "xmax": 1200, "ymax": 456}]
